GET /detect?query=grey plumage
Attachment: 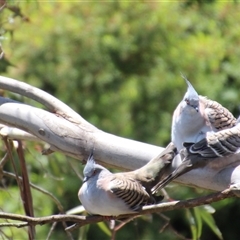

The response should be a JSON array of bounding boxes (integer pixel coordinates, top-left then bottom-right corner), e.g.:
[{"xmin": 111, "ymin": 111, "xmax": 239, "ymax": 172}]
[
  {"xmin": 172, "ymin": 76, "xmax": 236, "ymax": 152},
  {"xmin": 79, "ymin": 143, "xmax": 177, "ymax": 216},
  {"xmin": 152, "ymin": 77, "xmax": 237, "ymax": 193},
  {"xmin": 132, "ymin": 142, "xmax": 177, "ymax": 194},
  {"xmin": 203, "ymin": 97, "xmax": 236, "ymax": 131},
  {"xmin": 186, "ymin": 119, "xmax": 240, "ymax": 158},
  {"xmin": 151, "ymin": 120, "xmax": 240, "ymax": 194},
  {"xmin": 79, "ymin": 153, "xmax": 146, "ymax": 216},
  {"xmin": 109, "ymin": 176, "xmax": 151, "ymax": 211}
]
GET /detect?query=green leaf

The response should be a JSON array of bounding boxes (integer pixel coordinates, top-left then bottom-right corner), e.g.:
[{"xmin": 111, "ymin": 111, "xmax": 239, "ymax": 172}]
[
  {"xmin": 199, "ymin": 207, "xmax": 223, "ymax": 240},
  {"xmin": 193, "ymin": 207, "xmax": 203, "ymax": 239},
  {"xmin": 78, "ymin": 225, "xmax": 89, "ymax": 240},
  {"xmin": 66, "ymin": 205, "xmax": 86, "ymax": 215},
  {"xmin": 202, "ymin": 204, "xmax": 216, "ymax": 214},
  {"xmin": 97, "ymin": 222, "xmax": 111, "ymax": 237},
  {"xmin": 186, "ymin": 209, "xmax": 198, "ymax": 240}
]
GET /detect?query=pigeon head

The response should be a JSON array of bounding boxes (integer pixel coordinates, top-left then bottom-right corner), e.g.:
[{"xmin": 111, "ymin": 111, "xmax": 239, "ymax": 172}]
[
  {"xmin": 182, "ymin": 76, "xmax": 199, "ymax": 112},
  {"xmin": 83, "ymin": 151, "xmax": 106, "ymax": 183}
]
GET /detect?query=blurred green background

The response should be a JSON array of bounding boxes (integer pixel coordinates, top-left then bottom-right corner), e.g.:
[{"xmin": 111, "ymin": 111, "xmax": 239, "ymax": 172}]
[{"xmin": 1, "ymin": 1, "xmax": 240, "ymax": 239}]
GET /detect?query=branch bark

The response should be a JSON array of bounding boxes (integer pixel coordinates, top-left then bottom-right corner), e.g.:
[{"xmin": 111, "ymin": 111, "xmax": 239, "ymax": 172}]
[
  {"xmin": 0, "ymin": 76, "xmax": 240, "ymax": 191},
  {"xmin": 0, "ymin": 188, "xmax": 235, "ymax": 231}
]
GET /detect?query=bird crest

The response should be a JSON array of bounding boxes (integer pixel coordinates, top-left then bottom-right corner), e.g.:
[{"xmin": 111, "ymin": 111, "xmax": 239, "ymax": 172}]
[
  {"xmin": 181, "ymin": 74, "xmax": 199, "ymax": 112},
  {"xmin": 83, "ymin": 150, "xmax": 97, "ymax": 180},
  {"xmin": 87, "ymin": 150, "xmax": 95, "ymax": 165},
  {"xmin": 83, "ymin": 150, "xmax": 107, "ymax": 181}
]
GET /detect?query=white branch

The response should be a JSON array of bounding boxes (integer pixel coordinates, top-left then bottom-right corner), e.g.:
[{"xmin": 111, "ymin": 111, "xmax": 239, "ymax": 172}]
[
  {"xmin": 0, "ymin": 84, "xmax": 162, "ymax": 170},
  {"xmin": 0, "ymin": 76, "xmax": 94, "ymax": 126},
  {"xmin": 0, "ymin": 76, "xmax": 240, "ymax": 191}
]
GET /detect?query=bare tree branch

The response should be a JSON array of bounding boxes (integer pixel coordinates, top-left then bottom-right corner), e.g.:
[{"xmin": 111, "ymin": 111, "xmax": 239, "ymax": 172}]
[
  {"xmin": 0, "ymin": 188, "xmax": 235, "ymax": 231},
  {"xmin": 3, "ymin": 171, "xmax": 65, "ymax": 213},
  {"xmin": 0, "ymin": 76, "xmax": 94, "ymax": 126},
  {"xmin": 0, "ymin": 222, "xmax": 28, "ymax": 228},
  {"xmin": 0, "ymin": 126, "xmax": 40, "ymax": 142},
  {"xmin": 0, "ymin": 96, "xmax": 162, "ymax": 171},
  {"xmin": 0, "ymin": 76, "xmax": 240, "ymax": 192},
  {"xmin": 16, "ymin": 141, "xmax": 35, "ymax": 240}
]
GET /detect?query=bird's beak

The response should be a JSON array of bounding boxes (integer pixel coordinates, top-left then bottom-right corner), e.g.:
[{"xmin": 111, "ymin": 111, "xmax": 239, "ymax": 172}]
[
  {"xmin": 83, "ymin": 176, "xmax": 88, "ymax": 183},
  {"xmin": 194, "ymin": 106, "xmax": 199, "ymax": 112}
]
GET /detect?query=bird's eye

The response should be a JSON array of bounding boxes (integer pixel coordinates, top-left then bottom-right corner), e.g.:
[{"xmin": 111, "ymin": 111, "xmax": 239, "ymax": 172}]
[{"xmin": 185, "ymin": 98, "xmax": 189, "ymax": 105}]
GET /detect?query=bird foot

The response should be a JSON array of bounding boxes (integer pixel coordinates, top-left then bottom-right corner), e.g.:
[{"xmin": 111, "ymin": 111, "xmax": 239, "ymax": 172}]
[{"xmin": 102, "ymin": 215, "xmax": 117, "ymax": 221}]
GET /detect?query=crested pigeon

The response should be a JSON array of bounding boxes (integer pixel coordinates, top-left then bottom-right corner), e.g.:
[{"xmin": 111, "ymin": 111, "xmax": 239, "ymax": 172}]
[
  {"xmin": 78, "ymin": 143, "xmax": 177, "ymax": 216},
  {"xmin": 151, "ymin": 77, "xmax": 237, "ymax": 193},
  {"xmin": 152, "ymin": 119, "xmax": 240, "ymax": 194},
  {"xmin": 172, "ymin": 76, "xmax": 236, "ymax": 152}
]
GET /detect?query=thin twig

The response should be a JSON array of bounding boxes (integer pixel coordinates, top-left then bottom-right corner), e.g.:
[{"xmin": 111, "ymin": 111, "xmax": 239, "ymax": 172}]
[
  {"xmin": 66, "ymin": 188, "xmax": 234, "ymax": 231},
  {"xmin": 111, "ymin": 216, "xmax": 138, "ymax": 240},
  {"xmin": 3, "ymin": 171, "xmax": 65, "ymax": 213},
  {"xmin": 0, "ymin": 185, "xmax": 233, "ymax": 230},
  {"xmin": 0, "ymin": 152, "xmax": 9, "ymax": 169},
  {"xmin": 0, "ymin": 223, "xmax": 28, "ymax": 228},
  {"xmin": 46, "ymin": 222, "xmax": 57, "ymax": 240},
  {"xmin": 0, "ymin": 2, "xmax": 6, "ymax": 12},
  {"xmin": 69, "ymin": 158, "xmax": 83, "ymax": 181},
  {"xmin": 16, "ymin": 140, "xmax": 35, "ymax": 240},
  {"xmin": 0, "ymin": 187, "xmax": 235, "ymax": 231},
  {"xmin": 63, "ymin": 224, "xmax": 75, "ymax": 240},
  {"xmin": 3, "ymin": 171, "xmax": 74, "ymax": 240},
  {"xmin": 157, "ymin": 213, "xmax": 191, "ymax": 240},
  {"xmin": 2, "ymin": 138, "xmax": 22, "ymax": 190}
]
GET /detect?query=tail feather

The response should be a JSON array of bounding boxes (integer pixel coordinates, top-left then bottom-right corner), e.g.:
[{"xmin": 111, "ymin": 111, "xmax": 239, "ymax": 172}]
[{"xmin": 151, "ymin": 160, "xmax": 193, "ymax": 194}]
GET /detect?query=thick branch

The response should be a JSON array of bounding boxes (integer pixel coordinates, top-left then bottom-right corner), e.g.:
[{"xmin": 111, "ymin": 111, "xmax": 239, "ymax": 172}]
[
  {"xmin": 0, "ymin": 76, "xmax": 93, "ymax": 126},
  {"xmin": 0, "ymin": 97, "xmax": 162, "ymax": 170},
  {"xmin": 0, "ymin": 76, "xmax": 240, "ymax": 190}
]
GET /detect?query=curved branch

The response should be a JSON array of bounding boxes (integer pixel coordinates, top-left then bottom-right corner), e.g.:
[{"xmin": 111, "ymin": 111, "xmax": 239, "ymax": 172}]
[
  {"xmin": 0, "ymin": 96, "xmax": 162, "ymax": 170},
  {"xmin": 0, "ymin": 76, "xmax": 94, "ymax": 126},
  {"xmin": 0, "ymin": 76, "xmax": 240, "ymax": 190}
]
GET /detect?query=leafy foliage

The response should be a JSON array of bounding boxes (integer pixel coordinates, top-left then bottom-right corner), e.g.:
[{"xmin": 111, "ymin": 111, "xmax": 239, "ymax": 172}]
[{"xmin": 1, "ymin": 1, "xmax": 240, "ymax": 239}]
